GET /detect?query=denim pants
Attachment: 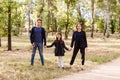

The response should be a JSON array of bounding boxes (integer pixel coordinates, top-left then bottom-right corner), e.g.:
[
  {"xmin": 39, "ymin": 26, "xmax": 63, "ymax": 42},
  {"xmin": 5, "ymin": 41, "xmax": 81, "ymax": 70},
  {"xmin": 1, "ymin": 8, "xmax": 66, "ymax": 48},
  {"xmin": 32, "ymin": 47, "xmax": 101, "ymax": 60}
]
[{"xmin": 31, "ymin": 42, "xmax": 44, "ymax": 66}]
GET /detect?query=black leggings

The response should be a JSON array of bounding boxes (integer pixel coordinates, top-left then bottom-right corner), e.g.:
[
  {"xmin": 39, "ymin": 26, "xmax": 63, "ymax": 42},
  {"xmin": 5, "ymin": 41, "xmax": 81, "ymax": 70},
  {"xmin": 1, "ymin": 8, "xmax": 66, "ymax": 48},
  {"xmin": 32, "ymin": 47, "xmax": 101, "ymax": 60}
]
[{"xmin": 70, "ymin": 47, "xmax": 85, "ymax": 65}]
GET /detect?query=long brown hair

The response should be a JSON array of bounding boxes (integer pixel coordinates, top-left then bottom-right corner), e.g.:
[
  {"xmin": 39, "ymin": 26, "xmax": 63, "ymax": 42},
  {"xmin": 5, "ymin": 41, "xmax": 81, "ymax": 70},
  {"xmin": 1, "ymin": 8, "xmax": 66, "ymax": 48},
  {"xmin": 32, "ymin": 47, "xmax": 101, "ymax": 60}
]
[
  {"xmin": 56, "ymin": 32, "xmax": 62, "ymax": 41},
  {"xmin": 76, "ymin": 23, "xmax": 83, "ymax": 31}
]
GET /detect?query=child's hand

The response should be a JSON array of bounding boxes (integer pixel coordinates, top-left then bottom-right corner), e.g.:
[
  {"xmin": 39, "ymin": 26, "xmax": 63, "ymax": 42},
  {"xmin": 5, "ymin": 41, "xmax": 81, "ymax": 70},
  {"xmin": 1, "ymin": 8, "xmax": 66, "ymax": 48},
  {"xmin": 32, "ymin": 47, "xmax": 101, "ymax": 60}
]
[
  {"xmin": 44, "ymin": 46, "xmax": 47, "ymax": 48},
  {"xmin": 70, "ymin": 47, "xmax": 72, "ymax": 51},
  {"xmin": 32, "ymin": 43, "xmax": 35, "ymax": 47},
  {"xmin": 68, "ymin": 48, "xmax": 72, "ymax": 51}
]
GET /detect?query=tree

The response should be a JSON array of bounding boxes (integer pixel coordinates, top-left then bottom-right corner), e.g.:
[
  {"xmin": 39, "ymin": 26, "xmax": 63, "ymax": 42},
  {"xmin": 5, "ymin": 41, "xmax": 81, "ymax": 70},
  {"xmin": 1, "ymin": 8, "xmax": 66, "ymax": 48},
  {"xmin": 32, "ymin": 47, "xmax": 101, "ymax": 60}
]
[
  {"xmin": 7, "ymin": 0, "xmax": 24, "ymax": 50},
  {"xmin": 116, "ymin": 0, "xmax": 120, "ymax": 35},
  {"xmin": 47, "ymin": 0, "xmax": 57, "ymax": 33},
  {"xmin": 104, "ymin": 0, "xmax": 110, "ymax": 38},
  {"xmin": 91, "ymin": 0, "xmax": 95, "ymax": 38},
  {"xmin": 7, "ymin": 0, "xmax": 12, "ymax": 50},
  {"xmin": 75, "ymin": 0, "xmax": 86, "ymax": 28},
  {"xmin": 0, "ymin": 0, "xmax": 26, "ymax": 50},
  {"xmin": 64, "ymin": 0, "xmax": 77, "ymax": 39},
  {"xmin": 0, "ymin": 2, "xmax": 5, "ymax": 47}
]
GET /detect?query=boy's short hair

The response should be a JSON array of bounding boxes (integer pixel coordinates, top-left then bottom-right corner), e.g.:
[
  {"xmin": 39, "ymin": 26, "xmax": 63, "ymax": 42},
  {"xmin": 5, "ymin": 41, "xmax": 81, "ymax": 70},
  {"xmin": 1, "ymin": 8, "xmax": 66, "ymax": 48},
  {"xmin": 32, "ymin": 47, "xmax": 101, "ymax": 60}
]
[{"xmin": 37, "ymin": 19, "xmax": 42, "ymax": 22}]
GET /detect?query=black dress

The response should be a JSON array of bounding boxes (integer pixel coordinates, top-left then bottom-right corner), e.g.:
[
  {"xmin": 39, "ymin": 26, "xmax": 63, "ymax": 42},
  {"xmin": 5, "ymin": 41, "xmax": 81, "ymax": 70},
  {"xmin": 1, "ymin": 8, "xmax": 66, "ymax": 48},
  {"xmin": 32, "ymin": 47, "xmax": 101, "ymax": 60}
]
[{"xmin": 47, "ymin": 40, "xmax": 69, "ymax": 56}]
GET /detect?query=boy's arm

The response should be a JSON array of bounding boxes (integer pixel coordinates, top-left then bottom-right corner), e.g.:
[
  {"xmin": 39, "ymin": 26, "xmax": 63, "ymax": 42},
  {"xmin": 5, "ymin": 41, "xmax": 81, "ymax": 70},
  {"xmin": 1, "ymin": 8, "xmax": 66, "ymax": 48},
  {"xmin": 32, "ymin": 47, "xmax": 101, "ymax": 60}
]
[
  {"xmin": 30, "ymin": 27, "xmax": 34, "ymax": 44},
  {"xmin": 42, "ymin": 28, "xmax": 46, "ymax": 46}
]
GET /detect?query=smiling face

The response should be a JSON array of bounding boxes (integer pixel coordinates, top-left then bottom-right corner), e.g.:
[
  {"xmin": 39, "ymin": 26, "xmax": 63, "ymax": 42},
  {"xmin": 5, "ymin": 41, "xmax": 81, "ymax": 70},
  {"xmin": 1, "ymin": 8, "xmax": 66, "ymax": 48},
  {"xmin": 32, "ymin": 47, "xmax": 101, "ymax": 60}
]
[
  {"xmin": 57, "ymin": 34, "xmax": 61, "ymax": 40},
  {"xmin": 36, "ymin": 19, "xmax": 42, "ymax": 27},
  {"xmin": 56, "ymin": 32, "xmax": 62, "ymax": 40},
  {"xmin": 76, "ymin": 24, "xmax": 82, "ymax": 31}
]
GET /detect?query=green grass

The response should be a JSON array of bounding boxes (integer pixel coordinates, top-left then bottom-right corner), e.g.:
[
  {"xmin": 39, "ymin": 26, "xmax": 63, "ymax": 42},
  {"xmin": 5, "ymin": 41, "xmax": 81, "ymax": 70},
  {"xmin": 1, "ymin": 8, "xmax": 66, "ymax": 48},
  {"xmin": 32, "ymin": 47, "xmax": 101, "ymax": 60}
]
[
  {"xmin": 86, "ymin": 52, "xmax": 120, "ymax": 64},
  {"xmin": 1, "ymin": 33, "xmax": 120, "ymax": 80},
  {"xmin": 47, "ymin": 38, "xmax": 54, "ymax": 43},
  {"xmin": 0, "ymin": 59, "xmax": 73, "ymax": 80}
]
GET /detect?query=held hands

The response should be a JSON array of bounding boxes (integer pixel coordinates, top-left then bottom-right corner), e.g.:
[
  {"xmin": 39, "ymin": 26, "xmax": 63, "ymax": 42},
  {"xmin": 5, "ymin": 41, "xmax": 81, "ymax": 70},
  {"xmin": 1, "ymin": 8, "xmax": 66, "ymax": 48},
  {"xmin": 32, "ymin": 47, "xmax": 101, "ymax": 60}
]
[
  {"xmin": 32, "ymin": 43, "xmax": 35, "ymax": 47},
  {"xmin": 44, "ymin": 45, "xmax": 47, "ymax": 48},
  {"xmin": 68, "ymin": 47, "xmax": 72, "ymax": 51}
]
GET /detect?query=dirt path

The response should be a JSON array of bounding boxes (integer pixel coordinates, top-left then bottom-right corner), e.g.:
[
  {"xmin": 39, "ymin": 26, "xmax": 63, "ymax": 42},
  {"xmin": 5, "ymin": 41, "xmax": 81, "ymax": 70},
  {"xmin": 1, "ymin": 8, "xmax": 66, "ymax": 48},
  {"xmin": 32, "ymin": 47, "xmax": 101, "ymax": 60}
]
[{"xmin": 53, "ymin": 57, "xmax": 120, "ymax": 80}]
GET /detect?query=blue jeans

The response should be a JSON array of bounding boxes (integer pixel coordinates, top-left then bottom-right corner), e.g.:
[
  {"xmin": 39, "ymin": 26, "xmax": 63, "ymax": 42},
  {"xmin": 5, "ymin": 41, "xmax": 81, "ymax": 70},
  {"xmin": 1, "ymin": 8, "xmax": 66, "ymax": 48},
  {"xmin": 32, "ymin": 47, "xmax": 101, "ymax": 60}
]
[{"xmin": 31, "ymin": 42, "xmax": 44, "ymax": 66}]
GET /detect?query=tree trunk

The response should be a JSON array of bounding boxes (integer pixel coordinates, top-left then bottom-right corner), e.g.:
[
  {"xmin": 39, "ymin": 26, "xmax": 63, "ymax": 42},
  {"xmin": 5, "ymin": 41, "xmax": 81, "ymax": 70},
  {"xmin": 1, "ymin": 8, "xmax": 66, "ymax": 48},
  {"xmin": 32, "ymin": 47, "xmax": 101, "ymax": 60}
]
[
  {"xmin": 104, "ymin": 0, "xmax": 110, "ymax": 38},
  {"xmin": 8, "ymin": 4, "xmax": 12, "ymax": 51},
  {"xmin": 91, "ymin": 0, "xmax": 94, "ymax": 38},
  {"xmin": 65, "ymin": 1, "xmax": 69, "ymax": 40},
  {"xmin": 28, "ymin": 4, "xmax": 31, "ymax": 32},
  {"xmin": 47, "ymin": 0, "xmax": 51, "ymax": 31},
  {"xmin": 41, "ymin": 0, "xmax": 44, "ymax": 21},
  {"xmin": 51, "ymin": 12, "xmax": 54, "ymax": 35},
  {"xmin": 118, "ymin": 18, "xmax": 120, "ymax": 35},
  {"xmin": 103, "ymin": 20, "xmax": 107, "ymax": 36},
  {"xmin": 0, "ymin": 37, "xmax": 1, "ymax": 47},
  {"xmin": 77, "ymin": 3, "xmax": 82, "ymax": 23},
  {"xmin": 117, "ymin": 0, "xmax": 120, "ymax": 35},
  {"xmin": 77, "ymin": 4, "xmax": 82, "ymax": 17}
]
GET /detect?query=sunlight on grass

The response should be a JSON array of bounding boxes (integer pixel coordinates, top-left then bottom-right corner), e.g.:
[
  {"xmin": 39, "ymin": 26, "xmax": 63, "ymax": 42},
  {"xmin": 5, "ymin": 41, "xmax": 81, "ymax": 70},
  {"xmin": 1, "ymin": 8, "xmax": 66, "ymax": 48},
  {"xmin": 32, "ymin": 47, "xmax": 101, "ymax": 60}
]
[
  {"xmin": 1, "ymin": 34, "xmax": 120, "ymax": 80},
  {"xmin": 0, "ymin": 58, "xmax": 76, "ymax": 80},
  {"xmin": 86, "ymin": 53, "xmax": 120, "ymax": 64}
]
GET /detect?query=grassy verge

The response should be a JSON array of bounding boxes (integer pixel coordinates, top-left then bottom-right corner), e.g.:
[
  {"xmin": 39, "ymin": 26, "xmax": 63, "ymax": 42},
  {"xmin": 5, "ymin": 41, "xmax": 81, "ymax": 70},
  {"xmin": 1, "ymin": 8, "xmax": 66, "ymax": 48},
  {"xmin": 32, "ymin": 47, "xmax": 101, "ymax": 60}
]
[
  {"xmin": 1, "ymin": 34, "xmax": 120, "ymax": 80},
  {"xmin": 86, "ymin": 52, "xmax": 120, "ymax": 64},
  {"xmin": 0, "ymin": 57, "xmax": 80, "ymax": 80}
]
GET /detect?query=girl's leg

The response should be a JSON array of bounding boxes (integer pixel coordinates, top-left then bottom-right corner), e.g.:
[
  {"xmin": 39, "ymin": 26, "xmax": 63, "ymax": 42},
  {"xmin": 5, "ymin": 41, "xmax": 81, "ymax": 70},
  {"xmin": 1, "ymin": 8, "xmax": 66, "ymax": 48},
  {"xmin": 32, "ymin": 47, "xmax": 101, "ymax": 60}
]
[
  {"xmin": 58, "ymin": 56, "xmax": 61, "ymax": 67},
  {"xmin": 60, "ymin": 56, "xmax": 64, "ymax": 68}
]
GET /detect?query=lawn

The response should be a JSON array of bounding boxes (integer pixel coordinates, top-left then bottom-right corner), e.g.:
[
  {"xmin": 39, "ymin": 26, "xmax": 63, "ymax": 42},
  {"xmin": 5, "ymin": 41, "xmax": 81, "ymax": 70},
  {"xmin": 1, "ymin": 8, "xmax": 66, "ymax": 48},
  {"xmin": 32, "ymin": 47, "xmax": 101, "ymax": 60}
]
[{"xmin": 0, "ymin": 32, "xmax": 120, "ymax": 80}]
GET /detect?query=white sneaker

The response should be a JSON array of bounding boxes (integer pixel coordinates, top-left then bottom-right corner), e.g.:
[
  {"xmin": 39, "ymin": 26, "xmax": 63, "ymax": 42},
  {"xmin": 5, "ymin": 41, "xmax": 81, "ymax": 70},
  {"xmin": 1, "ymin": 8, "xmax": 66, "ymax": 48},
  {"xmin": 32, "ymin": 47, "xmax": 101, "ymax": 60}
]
[
  {"xmin": 80, "ymin": 65, "xmax": 84, "ymax": 70},
  {"xmin": 69, "ymin": 65, "xmax": 72, "ymax": 68}
]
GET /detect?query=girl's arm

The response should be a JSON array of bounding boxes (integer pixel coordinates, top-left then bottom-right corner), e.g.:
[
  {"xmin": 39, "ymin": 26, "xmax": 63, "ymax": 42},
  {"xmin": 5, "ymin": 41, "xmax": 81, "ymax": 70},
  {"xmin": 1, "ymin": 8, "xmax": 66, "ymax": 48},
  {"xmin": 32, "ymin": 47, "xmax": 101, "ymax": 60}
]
[
  {"xmin": 47, "ymin": 41, "xmax": 55, "ymax": 48},
  {"xmin": 63, "ymin": 41, "xmax": 69, "ymax": 50}
]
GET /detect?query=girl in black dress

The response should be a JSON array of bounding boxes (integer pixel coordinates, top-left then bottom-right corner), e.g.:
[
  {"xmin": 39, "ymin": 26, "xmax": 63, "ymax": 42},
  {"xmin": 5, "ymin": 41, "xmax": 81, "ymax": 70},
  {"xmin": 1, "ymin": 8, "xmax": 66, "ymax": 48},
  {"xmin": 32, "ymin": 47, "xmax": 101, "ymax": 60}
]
[
  {"xmin": 70, "ymin": 23, "xmax": 87, "ymax": 70},
  {"xmin": 47, "ymin": 32, "xmax": 70, "ymax": 69}
]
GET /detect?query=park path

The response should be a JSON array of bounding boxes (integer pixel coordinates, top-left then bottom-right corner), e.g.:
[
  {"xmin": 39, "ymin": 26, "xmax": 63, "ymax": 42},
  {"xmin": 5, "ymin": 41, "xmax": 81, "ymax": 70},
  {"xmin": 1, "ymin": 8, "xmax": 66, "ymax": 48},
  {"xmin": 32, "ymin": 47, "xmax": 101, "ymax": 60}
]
[{"xmin": 53, "ymin": 57, "xmax": 120, "ymax": 80}]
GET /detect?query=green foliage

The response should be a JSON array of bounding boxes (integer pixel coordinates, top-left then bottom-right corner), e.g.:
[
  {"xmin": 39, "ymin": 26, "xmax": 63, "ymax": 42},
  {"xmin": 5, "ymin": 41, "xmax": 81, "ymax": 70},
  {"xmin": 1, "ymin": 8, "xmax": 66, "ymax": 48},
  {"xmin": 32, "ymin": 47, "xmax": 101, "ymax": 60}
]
[
  {"xmin": 58, "ymin": 17, "xmax": 66, "ymax": 32},
  {"xmin": 96, "ymin": 18, "xmax": 104, "ymax": 32},
  {"xmin": 110, "ymin": 19, "xmax": 116, "ymax": 34},
  {"xmin": 78, "ymin": 17, "xmax": 86, "ymax": 29},
  {"xmin": 0, "ymin": 0, "xmax": 120, "ymax": 38},
  {"xmin": 96, "ymin": 0, "xmax": 104, "ymax": 9},
  {"xmin": 0, "ymin": 0, "xmax": 26, "ymax": 37}
]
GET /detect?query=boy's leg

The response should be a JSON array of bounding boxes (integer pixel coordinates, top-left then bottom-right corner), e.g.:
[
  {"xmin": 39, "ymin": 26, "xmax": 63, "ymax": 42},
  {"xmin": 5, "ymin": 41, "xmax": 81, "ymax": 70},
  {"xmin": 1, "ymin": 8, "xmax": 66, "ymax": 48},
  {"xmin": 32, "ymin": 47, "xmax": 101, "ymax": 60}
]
[
  {"xmin": 38, "ymin": 42, "xmax": 44, "ymax": 66},
  {"xmin": 31, "ymin": 43, "xmax": 37, "ymax": 65}
]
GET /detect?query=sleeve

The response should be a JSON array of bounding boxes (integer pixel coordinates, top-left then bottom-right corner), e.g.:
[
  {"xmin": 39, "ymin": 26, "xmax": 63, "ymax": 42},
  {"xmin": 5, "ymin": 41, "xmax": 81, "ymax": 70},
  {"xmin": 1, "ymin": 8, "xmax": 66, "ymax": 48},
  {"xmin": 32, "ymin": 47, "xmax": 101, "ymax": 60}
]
[
  {"xmin": 63, "ymin": 41, "xmax": 69, "ymax": 50},
  {"xmin": 70, "ymin": 31, "xmax": 75, "ymax": 48},
  {"xmin": 42, "ymin": 28, "xmax": 46, "ymax": 46},
  {"xmin": 84, "ymin": 31, "xmax": 88, "ymax": 48},
  {"xmin": 30, "ymin": 27, "xmax": 34, "ymax": 44},
  {"xmin": 47, "ymin": 41, "xmax": 55, "ymax": 48}
]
